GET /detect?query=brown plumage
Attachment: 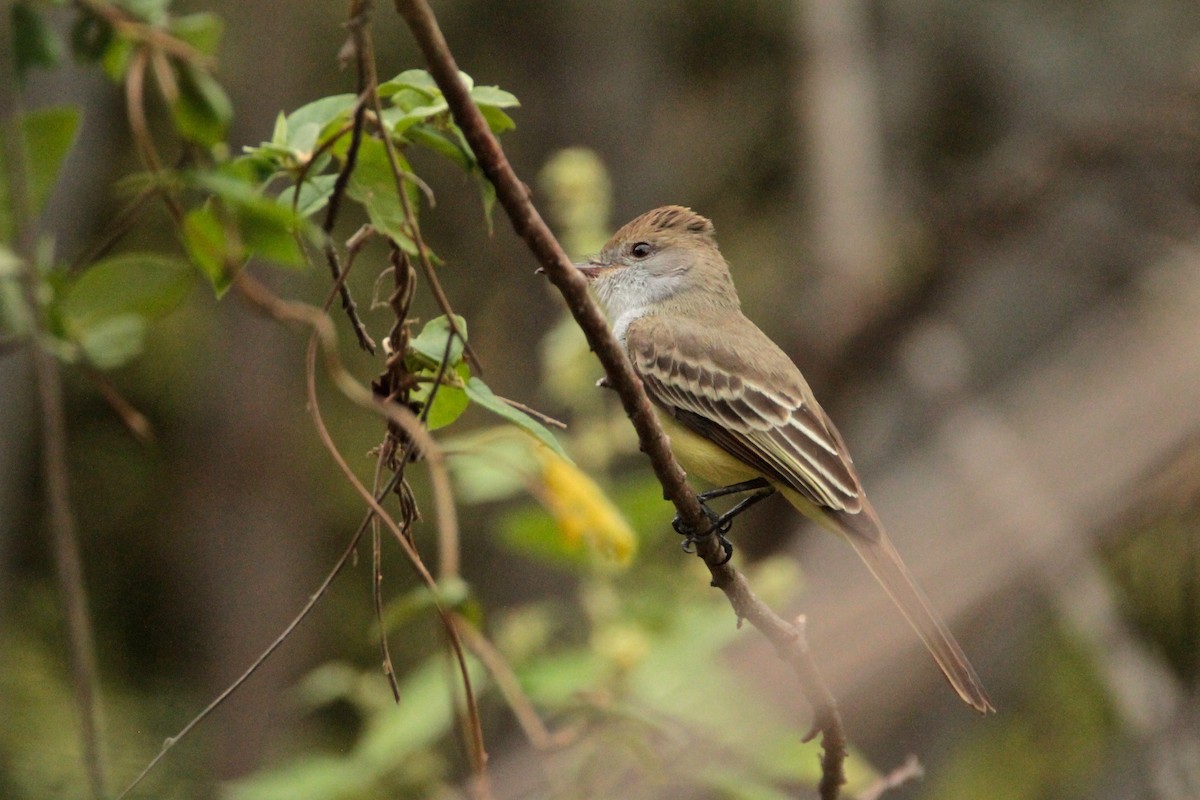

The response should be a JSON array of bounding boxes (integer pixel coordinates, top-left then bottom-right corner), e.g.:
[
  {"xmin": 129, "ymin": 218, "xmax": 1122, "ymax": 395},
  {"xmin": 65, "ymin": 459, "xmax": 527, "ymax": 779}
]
[{"xmin": 579, "ymin": 206, "xmax": 994, "ymax": 713}]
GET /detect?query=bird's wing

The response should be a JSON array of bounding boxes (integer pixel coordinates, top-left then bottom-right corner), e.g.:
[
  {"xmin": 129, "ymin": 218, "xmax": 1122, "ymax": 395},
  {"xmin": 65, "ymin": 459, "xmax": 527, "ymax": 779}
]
[{"xmin": 626, "ymin": 315, "xmax": 863, "ymax": 514}]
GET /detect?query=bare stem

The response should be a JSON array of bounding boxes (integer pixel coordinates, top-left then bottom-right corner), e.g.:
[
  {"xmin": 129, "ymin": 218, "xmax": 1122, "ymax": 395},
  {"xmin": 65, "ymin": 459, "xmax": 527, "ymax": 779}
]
[
  {"xmin": 390, "ymin": 1, "xmax": 848, "ymax": 794},
  {"xmin": 2, "ymin": 41, "xmax": 109, "ymax": 800}
]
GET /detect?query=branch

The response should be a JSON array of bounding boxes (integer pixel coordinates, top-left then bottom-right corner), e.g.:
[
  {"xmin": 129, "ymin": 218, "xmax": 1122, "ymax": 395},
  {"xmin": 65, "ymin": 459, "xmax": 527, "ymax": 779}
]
[
  {"xmin": 2, "ymin": 42, "xmax": 109, "ymax": 800},
  {"xmin": 857, "ymin": 754, "xmax": 923, "ymax": 800},
  {"xmin": 391, "ymin": 1, "xmax": 847, "ymax": 795}
]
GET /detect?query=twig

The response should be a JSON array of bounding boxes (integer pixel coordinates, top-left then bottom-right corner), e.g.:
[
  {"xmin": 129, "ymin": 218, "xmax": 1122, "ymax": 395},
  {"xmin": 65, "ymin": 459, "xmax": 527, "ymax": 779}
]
[
  {"xmin": 391, "ymin": 2, "xmax": 848, "ymax": 795},
  {"xmin": 114, "ymin": 503, "xmax": 371, "ymax": 800},
  {"xmin": 857, "ymin": 754, "xmax": 924, "ymax": 800},
  {"xmin": 115, "ymin": 266, "xmax": 487, "ymax": 799},
  {"xmin": 496, "ymin": 395, "xmax": 568, "ymax": 429},
  {"xmin": 83, "ymin": 368, "xmax": 155, "ymax": 443},
  {"xmin": 123, "ymin": 48, "xmax": 184, "ymax": 225},
  {"xmin": 453, "ymin": 614, "xmax": 575, "ymax": 751},
  {"xmin": 2, "ymin": 45, "xmax": 109, "ymax": 799},
  {"xmin": 75, "ymin": 0, "xmax": 217, "ymax": 68},
  {"xmin": 236, "ymin": 270, "xmax": 489, "ymax": 792},
  {"xmin": 69, "ymin": 182, "xmax": 160, "ymax": 272},
  {"xmin": 26, "ymin": 278, "xmax": 110, "ymax": 800},
  {"xmin": 370, "ymin": 446, "xmax": 402, "ymax": 703},
  {"xmin": 349, "ymin": 3, "xmax": 482, "ymax": 375},
  {"xmin": 318, "ymin": 72, "xmax": 376, "ymax": 353}
]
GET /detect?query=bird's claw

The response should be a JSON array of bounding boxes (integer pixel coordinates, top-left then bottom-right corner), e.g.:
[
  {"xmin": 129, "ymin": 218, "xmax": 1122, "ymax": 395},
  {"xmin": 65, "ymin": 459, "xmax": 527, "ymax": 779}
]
[{"xmin": 673, "ymin": 501, "xmax": 735, "ymax": 564}]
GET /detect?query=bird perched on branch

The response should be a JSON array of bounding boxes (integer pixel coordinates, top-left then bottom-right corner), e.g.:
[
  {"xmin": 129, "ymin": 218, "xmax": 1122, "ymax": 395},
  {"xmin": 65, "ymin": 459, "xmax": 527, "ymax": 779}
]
[{"xmin": 577, "ymin": 205, "xmax": 993, "ymax": 713}]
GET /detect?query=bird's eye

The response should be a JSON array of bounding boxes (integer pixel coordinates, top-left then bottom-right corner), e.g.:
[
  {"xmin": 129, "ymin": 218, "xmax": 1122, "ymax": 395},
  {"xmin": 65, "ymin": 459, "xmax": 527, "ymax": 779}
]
[{"xmin": 631, "ymin": 242, "xmax": 653, "ymax": 258}]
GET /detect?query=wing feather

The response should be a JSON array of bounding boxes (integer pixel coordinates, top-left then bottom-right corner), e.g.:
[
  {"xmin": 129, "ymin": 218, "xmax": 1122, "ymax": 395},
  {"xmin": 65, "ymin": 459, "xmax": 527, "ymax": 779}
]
[{"xmin": 628, "ymin": 315, "xmax": 863, "ymax": 513}]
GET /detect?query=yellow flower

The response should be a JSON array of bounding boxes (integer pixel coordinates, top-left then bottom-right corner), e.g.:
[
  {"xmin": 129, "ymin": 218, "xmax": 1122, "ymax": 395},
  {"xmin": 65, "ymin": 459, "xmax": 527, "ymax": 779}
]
[{"xmin": 533, "ymin": 444, "xmax": 637, "ymax": 566}]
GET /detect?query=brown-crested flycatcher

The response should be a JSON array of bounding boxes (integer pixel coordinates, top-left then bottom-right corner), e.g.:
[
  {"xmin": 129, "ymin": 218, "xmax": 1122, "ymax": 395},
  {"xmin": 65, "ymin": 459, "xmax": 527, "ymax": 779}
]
[{"xmin": 578, "ymin": 205, "xmax": 993, "ymax": 713}]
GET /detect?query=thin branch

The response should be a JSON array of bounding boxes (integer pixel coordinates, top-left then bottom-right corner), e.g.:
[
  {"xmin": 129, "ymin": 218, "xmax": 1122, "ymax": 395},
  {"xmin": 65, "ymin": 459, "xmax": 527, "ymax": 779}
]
[
  {"xmin": 83, "ymin": 367, "xmax": 155, "ymax": 443},
  {"xmin": 453, "ymin": 614, "xmax": 575, "ymax": 751},
  {"xmin": 370, "ymin": 447, "xmax": 403, "ymax": 703},
  {"xmin": 235, "ymin": 270, "xmax": 489, "ymax": 792},
  {"xmin": 69, "ymin": 182, "xmax": 161, "ymax": 272},
  {"xmin": 496, "ymin": 395, "xmax": 568, "ymax": 429},
  {"xmin": 75, "ymin": 0, "xmax": 217, "ymax": 67},
  {"xmin": 2, "ymin": 44, "xmax": 109, "ymax": 800},
  {"xmin": 114, "ymin": 504, "xmax": 369, "ymax": 800},
  {"xmin": 317, "ymin": 79, "xmax": 377, "ymax": 354},
  {"xmin": 27, "ymin": 286, "xmax": 110, "ymax": 800},
  {"xmin": 115, "ymin": 269, "xmax": 480, "ymax": 799},
  {"xmin": 350, "ymin": 5, "xmax": 482, "ymax": 375},
  {"xmin": 123, "ymin": 48, "xmax": 185, "ymax": 225},
  {"xmin": 391, "ymin": 2, "xmax": 848, "ymax": 795},
  {"xmin": 857, "ymin": 754, "xmax": 924, "ymax": 800}
]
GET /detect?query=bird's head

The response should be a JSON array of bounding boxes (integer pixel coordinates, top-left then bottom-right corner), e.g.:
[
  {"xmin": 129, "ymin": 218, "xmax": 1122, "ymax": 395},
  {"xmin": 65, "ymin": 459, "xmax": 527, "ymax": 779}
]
[{"xmin": 577, "ymin": 206, "xmax": 740, "ymax": 319}]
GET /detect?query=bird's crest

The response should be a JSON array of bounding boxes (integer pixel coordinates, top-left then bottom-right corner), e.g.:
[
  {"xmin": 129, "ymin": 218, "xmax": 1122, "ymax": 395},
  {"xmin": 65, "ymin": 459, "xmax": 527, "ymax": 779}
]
[{"xmin": 610, "ymin": 205, "xmax": 715, "ymax": 245}]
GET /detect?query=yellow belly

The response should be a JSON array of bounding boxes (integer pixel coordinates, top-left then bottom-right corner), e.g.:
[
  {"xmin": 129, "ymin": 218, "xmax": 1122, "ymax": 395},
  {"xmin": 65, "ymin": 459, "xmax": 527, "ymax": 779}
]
[
  {"xmin": 656, "ymin": 409, "xmax": 761, "ymax": 487},
  {"xmin": 656, "ymin": 409, "xmax": 833, "ymax": 530}
]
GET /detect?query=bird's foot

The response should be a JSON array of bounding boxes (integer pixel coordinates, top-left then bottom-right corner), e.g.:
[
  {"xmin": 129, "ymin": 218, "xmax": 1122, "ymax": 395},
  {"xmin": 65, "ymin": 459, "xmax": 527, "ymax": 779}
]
[
  {"xmin": 671, "ymin": 479, "xmax": 776, "ymax": 566},
  {"xmin": 672, "ymin": 501, "xmax": 735, "ymax": 565}
]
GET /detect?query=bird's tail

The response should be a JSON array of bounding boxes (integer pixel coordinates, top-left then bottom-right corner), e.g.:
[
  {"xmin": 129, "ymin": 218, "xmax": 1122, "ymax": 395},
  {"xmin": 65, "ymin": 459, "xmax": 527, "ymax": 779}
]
[{"xmin": 835, "ymin": 503, "xmax": 994, "ymax": 713}]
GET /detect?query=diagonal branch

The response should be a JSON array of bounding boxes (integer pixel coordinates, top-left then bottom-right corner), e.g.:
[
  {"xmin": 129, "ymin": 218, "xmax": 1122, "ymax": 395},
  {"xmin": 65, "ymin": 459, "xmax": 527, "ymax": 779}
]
[{"xmin": 391, "ymin": 1, "xmax": 847, "ymax": 796}]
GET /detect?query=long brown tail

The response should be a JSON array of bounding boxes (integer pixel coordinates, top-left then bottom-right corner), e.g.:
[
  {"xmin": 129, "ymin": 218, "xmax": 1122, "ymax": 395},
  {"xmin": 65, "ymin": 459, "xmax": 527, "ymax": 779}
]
[{"xmin": 833, "ymin": 502, "xmax": 994, "ymax": 713}]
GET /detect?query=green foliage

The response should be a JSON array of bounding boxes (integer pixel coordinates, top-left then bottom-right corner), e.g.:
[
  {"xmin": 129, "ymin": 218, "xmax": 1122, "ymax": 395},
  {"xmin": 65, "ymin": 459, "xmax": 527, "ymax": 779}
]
[
  {"xmin": 168, "ymin": 12, "xmax": 223, "ymax": 56},
  {"xmin": 0, "ymin": 106, "xmax": 81, "ymax": 242},
  {"xmin": 345, "ymin": 137, "xmax": 421, "ymax": 253},
  {"xmin": 11, "ymin": 2, "xmax": 63, "ymax": 80},
  {"xmin": 464, "ymin": 378, "xmax": 569, "ymax": 459},
  {"xmin": 229, "ymin": 658, "xmax": 488, "ymax": 800},
  {"xmin": 169, "ymin": 61, "xmax": 232, "ymax": 147},
  {"xmin": 243, "ymin": 67, "xmax": 518, "ymax": 237},
  {"xmin": 405, "ymin": 315, "xmax": 567, "ymax": 452},
  {"xmin": 56, "ymin": 253, "xmax": 193, "ymax": 367}
]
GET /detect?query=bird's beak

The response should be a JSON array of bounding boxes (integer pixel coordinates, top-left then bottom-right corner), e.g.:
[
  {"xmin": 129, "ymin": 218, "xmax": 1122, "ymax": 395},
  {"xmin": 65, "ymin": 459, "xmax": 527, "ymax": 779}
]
[{"xmin": 575, "ymin": 260, "xmax": 603, "ymax": 281}]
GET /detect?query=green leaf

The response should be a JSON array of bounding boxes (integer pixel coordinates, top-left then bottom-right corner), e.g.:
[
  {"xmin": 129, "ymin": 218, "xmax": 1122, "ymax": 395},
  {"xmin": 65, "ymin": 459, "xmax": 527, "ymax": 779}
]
[
  {"xmin": 464, "ymin": 377, "xmax": 570, "ymax": 459},
  {"xmin": 405, "ymin": 123, "xmax": 473, "ymax": 172},
  {"xmin": 0, "ymin": 246, "xmax": 31, "ymax": 336},
  {"xmin": 470, "ymin": 85, "xmax": 520, "ymax": 109},
  {"xmin": 183, "ymin": 203, "xmax": 234, "ymax": 296},
  {"xmin": 168, "ymin": 12, "xmax": 223, "ymax": 56},
  {"xmin": 345, "ymin": 137, "xmax": 419, "ymax": 251},
  {"xmin": 193, "ymin": 170, "xmax": 309, "ymax": 268},
  {"xmin": 69, "ymin": 9, "xmax": 114, "ymax": 63},
  {"xmin": 22, "ymin": 107, "xmax": 82, "ymax": 221},
  {"xmin": 379, "ymin": 577, "xmax": 471, "ymax": 634},
  {"xmin": 285, "ymin": 94, "xmax": 356, "ymax": 143},
  {"xmin": 289, "ymin": 121, "xmax": 322, "ymax": 158},
  {"xmin": 117, "ymin": 0, "xmax": 170, "ymax": 26},
  {"xmin": 12, "ymin": 3, "xmax": 63, "ymax": 79},
  {"xmin": 170, "ymin": 62, "xmax": 232, "ymax": 147},
  {"xmin": 76, "ymin": 313, "xmax": 146, "ymax": 369},
  {"xmin": 382, "ymin": 100, "xmax": 450, "ymax": 136},
  {"xmin": 411, "ymin": 362, "xmax": 470, "ymax": 430},
  {"xmin": 377, "ymin": 69, "xmax": 440, "ymax": 99},
  {"xmin": 99, "ymin": 37, "xmax": 133, "ymax": 81},
  {"xmin": 270, "ymin": 112, "xmax": 287, "ymax": 147},
  {"xmin": 59, "ymin": 254, "xmax": 192, "ymax": 330},
  {"xmin": 476, "ymin": 175, "xmax": 497, "ymax": 233},
  {"xmin": 238, "ymin": 203, "xmax": 305, "ymax": 268},
  {"xmin": 478, "ymin": 104, "xmax": 515, "ymax": 135},
  {"xmin": 408, "ymin": 314, "xmax": 467, "ymax": 367},
  {"xmin": 281, "ymin": 174, "xmax": 338, "ymax": 218}
]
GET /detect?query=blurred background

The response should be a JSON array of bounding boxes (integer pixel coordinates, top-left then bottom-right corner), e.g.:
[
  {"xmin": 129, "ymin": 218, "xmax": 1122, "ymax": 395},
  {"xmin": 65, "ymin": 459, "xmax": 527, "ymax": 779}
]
[{"xmin": 3, "ymin": 0, "xmax": 1200, "ymax": 798}]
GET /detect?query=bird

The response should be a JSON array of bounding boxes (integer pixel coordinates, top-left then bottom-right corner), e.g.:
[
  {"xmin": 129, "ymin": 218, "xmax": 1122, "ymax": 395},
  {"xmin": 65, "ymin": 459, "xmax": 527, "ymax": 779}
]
[{"xmin": 576, "ymin": 205, "xmax": 993, "ymax": 713}]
